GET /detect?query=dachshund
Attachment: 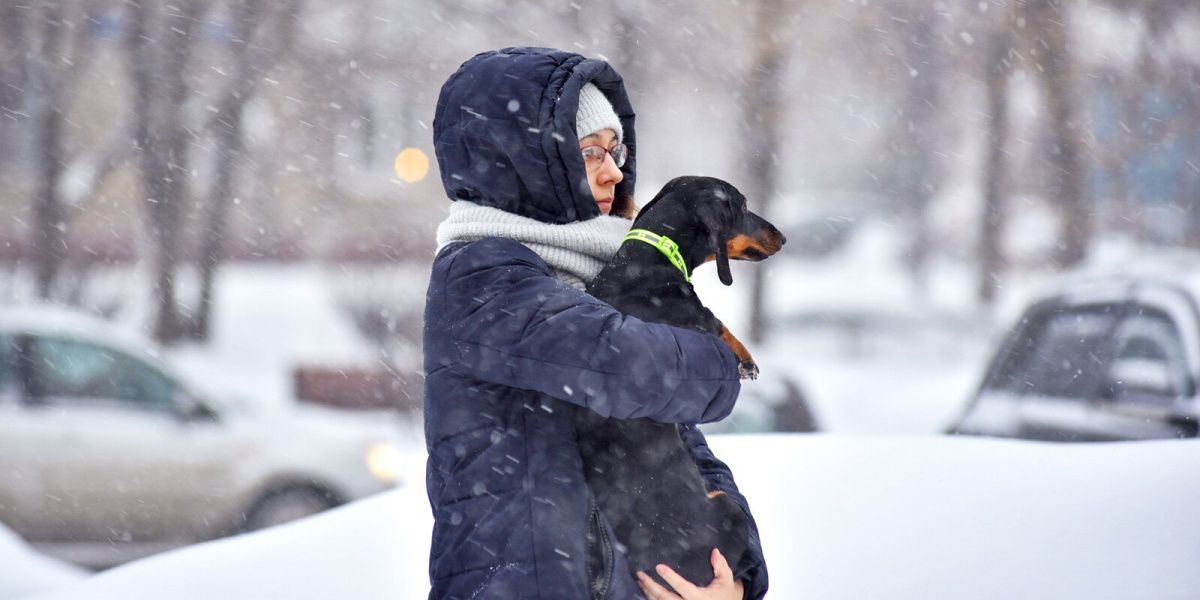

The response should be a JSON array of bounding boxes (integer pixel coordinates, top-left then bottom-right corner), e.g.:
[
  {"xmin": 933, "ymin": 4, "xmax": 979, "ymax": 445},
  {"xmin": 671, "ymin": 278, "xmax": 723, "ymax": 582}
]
[{"xmin": 578, "ymin": 175, "xmax": 786, "ymax": 592}]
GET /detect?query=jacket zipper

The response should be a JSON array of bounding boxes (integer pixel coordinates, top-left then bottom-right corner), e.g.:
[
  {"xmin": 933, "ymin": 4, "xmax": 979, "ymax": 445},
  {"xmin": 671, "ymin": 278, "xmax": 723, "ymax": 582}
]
[
  {"xmin": 588, "ymin": 502, "xmax": 615, "ymax": 599},
  {"xmin": 597, "ymin": 505, "xmax": 614, "ymax": 599}
]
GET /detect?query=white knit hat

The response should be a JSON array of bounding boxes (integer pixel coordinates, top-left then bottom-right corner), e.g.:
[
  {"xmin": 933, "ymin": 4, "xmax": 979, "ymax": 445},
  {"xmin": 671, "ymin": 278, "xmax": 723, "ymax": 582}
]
[{"xmin": 575, "ymin": 82, "xmax": 623, "ymax": 143}]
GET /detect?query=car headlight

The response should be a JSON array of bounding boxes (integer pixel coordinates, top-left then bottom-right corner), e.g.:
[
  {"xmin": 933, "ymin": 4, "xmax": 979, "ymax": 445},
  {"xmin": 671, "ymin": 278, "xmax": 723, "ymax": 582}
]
[{"xmin": 365, "ymin": 442, "xmax": 404, "ymax": 485}]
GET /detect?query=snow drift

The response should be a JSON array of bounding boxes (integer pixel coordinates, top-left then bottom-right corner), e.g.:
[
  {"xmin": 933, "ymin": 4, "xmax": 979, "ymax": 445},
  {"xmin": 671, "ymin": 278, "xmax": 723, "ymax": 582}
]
[
  {"xmin": 0, "ymin": 524, "xmax": 86, "ymax": 600},
  {"xmin": 19, "ymin": 434, "xmax": 1200, "ymax": 600}
]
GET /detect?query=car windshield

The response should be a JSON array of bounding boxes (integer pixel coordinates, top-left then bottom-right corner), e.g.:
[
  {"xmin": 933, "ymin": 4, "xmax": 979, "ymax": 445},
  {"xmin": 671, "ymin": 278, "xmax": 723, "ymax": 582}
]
[{"xmin": 986, "ymin": 304, "xmax": 1121, "ymax": 399}]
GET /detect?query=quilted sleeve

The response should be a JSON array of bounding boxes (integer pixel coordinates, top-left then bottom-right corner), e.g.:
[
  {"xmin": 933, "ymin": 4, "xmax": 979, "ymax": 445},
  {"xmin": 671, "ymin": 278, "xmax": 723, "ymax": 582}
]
[{"xmin": 433, "ymin": 238, "xmax": 740, "ymax": 424}]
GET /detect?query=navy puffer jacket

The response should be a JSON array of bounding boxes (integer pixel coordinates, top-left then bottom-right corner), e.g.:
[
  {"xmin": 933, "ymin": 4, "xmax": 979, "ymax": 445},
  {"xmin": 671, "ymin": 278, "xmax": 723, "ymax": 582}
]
[{"xmin": 424, "ymin": 47, "xmax": 768, "ymax": 599}]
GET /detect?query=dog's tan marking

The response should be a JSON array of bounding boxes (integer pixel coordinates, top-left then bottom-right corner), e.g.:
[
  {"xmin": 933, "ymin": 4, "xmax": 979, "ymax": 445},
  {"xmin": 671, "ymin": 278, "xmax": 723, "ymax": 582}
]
[
  {"xmin": 719, "ymin": 323, "xmax": 759, "ymax": 380},
  {"xmin": 727, "ymin": 234, "xmax": 775, "ymax": 260}
]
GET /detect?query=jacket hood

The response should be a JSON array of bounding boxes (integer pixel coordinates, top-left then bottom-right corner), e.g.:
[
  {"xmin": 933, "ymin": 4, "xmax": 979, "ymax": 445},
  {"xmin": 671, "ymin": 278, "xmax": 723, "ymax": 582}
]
[{"xmin": 433, "ymin": 47, "xmax": 637, "ymax": 224}]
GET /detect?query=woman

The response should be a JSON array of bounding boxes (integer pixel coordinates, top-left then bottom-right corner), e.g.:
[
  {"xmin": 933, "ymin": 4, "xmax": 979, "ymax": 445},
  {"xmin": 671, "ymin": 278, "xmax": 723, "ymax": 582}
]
[{"xmin": 424, "ymin": 47, "xmax": 768, "ymax": 600}]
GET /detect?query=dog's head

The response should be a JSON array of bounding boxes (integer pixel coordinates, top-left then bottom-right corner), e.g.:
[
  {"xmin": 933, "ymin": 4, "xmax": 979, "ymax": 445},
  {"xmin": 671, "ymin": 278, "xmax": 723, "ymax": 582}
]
[{"xmin": 639, "ymin": 176, "xmax": 786, "ymax": 285}]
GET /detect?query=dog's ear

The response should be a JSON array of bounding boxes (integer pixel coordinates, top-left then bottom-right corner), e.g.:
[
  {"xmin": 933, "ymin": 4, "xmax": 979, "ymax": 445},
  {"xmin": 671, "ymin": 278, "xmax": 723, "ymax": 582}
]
[
  {"xmin": 698, "ymin": 190, "xmax": 734, "ymax": 286},
  {"xmin": 714, "ymin": 232, "xmax": 732, "ymax": 285}
]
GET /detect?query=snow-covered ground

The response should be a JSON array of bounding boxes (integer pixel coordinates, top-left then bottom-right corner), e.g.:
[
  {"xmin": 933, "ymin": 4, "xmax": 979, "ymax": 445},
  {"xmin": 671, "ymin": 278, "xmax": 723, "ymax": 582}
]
[
  {"xmin": 0, "ymin": 524, "xmax": 86, "ymax": 600},
  {"xmin": 12, "ymin": 435, "xmax": 1200, "ymax": 600}
]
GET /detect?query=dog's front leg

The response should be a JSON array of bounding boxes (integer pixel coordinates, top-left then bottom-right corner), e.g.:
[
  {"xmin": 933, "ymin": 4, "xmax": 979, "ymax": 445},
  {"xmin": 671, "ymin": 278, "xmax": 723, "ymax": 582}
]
[{"xmin": 718, "ymin": 323, "xmax": 758, "ymax": 380}]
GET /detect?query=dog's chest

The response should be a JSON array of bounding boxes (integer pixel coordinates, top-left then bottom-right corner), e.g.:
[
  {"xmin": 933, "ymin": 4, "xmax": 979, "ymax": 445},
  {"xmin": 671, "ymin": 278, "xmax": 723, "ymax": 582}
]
[{"xmin": 590, "ymin": 280, "xmax": 716, "ymax": 334}]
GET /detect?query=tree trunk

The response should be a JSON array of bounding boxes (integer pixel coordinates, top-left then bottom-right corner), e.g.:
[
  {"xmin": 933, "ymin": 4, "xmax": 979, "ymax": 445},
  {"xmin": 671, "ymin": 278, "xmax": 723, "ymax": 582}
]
[
  {"xmin": 610, "ymin": 2, "xmax": 645, "ymax": 108},
  {"xmin": 29, "ymin": 3, "xmax": 67, "ymax": 300},
  {"xmin": 897, "ymin": 8, "xmax": 941, "ymax": 300},
  {"xmin": 1026, "ymin": 0, "xmax": 1088, "ymax": 268},
  {"xmin": 129, "ymin": 0, "xmax": 204, "ymax": 344},
  {"xmin": 194, "ymin": 0, "xmax": 298, "ymax": 340},
  {"xmin": 0, "ymin": 4, "xmax": 29, "ymax": 174},
  {"xmin": 32, "ymin": 97, "xmax": 65, "ymax": 299},
  {"xmin": 978, "ymin": 30, "xmax": 1011, "ymax": 306},
  {"xmin": 20, "ymin": 2, "xmax": 103, "ymax": 301},
  {"xmin": 194, "ymin": 0, "xmax": 261, "ymax": 340},
  {"xmin": 194, "ymin": 109, "xmax": 242, "ymax": 340},
  {"xmin": 741, "ymin": 0, "xmax": 788, "ymax": 345},
  {"xmin": 129, "ymin": 2, "xmax": 171, "ymax": 342}
]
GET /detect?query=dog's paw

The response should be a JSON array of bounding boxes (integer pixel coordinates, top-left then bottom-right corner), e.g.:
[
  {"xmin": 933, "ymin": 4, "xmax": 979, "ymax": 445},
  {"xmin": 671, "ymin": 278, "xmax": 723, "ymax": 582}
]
[{"xmin": 738, "ymin": 361, "xmax": 759, "ymax": 380}]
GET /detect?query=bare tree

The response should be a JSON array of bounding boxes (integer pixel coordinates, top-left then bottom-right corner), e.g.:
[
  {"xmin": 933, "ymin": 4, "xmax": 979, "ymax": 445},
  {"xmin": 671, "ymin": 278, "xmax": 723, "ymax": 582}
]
[
  {"xmin": 891, "ymin": 3, "xmax": 944, "ymax": 298},
  {"xmin": 979, "ymin": 23, "xmax": 1015, "ymax": 305},
  {"xmin": 192, "ymin": 0, "xmax": 301, "ymax": 340},
  {"xmin": 22, "ymin": 1, "xmax": 103, "ymax": 299},
  {"xmin": 829, "ymin": 1, "xmax": 950, "ymax": 301},
  {"xmin": 0, "ymin": 5, "xmax": 30, "ymax": 170},
  {"xmin": 1021, "ymin": 0, "xmax": 1089, "ymax": 268},
  {"xmin": 128, "ymin": 0, "xmax": 208, "ymax": 343},
  {"xmin": 608, "ymin": 0, "xmax": 650, "ymax": 108},
  {"xmin": 740, "ymin": 0, "xmax": 791, "ymax": 345}
]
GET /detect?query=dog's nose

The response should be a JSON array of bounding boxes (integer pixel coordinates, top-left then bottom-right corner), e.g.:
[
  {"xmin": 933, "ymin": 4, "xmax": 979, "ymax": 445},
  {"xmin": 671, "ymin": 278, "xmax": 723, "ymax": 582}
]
[{"xmin": 770, "ymin": 225, "xmax": 786, "ymax": 246}]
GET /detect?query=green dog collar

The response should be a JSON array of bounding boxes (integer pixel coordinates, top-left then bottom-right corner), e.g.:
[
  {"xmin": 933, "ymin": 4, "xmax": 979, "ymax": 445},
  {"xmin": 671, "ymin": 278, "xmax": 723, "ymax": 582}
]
[{"xmin": 623, "ymin": 229, "xmax": 691, "ymax": 283}]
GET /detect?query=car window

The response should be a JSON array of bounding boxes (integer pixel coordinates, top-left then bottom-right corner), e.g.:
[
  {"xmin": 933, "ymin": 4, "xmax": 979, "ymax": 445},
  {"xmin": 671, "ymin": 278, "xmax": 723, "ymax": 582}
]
[
  {"xmin": 28, "ymin": 335, "xmax": 178, "ymax": 412},
  {"xmin": 0, "ymin": 335, "xmax": 14, "ymax": 397},
  {"xmin": 986, "ymin": 305, "xmax": 1120, "ymax": 399},
  {"xmin": 1109, "ymin": 308, "xmax": 1190, "ymax": 401}
]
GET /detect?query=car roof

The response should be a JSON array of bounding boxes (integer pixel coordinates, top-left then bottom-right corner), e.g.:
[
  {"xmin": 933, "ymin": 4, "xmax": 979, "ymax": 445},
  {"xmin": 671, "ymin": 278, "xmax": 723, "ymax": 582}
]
[
  {"xmin": 1033, "ymin": 250, "xmax": 1200, "ymax": 307},
  {"xmin": 0, "ymin": 304, "xmax": 173, "ymax": 371}
]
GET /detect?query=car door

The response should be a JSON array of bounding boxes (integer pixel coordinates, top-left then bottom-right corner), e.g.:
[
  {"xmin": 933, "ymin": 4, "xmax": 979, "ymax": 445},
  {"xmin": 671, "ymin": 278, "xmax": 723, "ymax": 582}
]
[
  {"xmin": 20, "ymin": 334, "xmax": 238, "ymax": 544},
  {"xmin": 1097, "ymin": 292, "xmax": 1200, "ymax": 439},
  {"xmin": 0, "ymin": 334, "xmax": 48, "ymax": 539},
  {"xmin": 1000, "ymin": 302, "xmax": 1128, "ymax": 441}
]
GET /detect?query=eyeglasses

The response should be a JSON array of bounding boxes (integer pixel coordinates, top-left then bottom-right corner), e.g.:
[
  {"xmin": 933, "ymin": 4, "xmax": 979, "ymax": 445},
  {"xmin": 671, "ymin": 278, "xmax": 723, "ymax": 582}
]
[{"xmin": 580, "ymin": 143, "xmax": 628, "ymax": 171}]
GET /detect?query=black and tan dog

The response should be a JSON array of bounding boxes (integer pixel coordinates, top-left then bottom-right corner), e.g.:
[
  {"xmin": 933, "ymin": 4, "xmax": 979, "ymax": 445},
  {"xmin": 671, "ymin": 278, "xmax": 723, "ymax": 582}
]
[{"xmin": 578, "ymin": 175, "xmax": 786, "ymax": 591}]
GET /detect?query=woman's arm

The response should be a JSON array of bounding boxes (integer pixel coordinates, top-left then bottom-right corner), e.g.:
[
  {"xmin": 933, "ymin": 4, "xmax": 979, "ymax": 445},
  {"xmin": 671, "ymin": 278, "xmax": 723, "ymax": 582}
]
[
  {"xmin": 431, "ymin": 238, "xmax": 740, "ymax": 424},
  {"xmin": 678, "ymin": 425, "xmax": 768, "ymax": 600}
]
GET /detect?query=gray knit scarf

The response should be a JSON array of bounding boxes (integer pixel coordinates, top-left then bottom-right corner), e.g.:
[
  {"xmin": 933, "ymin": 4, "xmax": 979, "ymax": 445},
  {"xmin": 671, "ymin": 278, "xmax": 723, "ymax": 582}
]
[{"xmin": 435, "ymin": 201, "xmax": 632, "ymax": 289}]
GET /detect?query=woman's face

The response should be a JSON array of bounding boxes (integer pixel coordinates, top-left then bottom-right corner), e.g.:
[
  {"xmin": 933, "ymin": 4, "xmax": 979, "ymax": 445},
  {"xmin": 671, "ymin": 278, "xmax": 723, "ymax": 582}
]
[{"xmin": 578, "ymin": 129, "xmax": 624, "ymax": 215}]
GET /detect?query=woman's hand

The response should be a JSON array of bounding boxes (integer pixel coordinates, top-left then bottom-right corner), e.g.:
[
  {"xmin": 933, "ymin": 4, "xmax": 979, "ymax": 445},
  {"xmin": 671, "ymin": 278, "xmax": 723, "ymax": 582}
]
[{"xmin": 636, "ymin": 548, "xmax": 744, "ymax": 600}]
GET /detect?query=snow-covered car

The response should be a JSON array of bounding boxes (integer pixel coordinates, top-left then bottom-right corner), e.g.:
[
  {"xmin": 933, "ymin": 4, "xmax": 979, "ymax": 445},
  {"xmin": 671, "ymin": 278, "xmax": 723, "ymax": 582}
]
[
  {"xmin": 950, "ymin": 258, "xmax": 1200, "ymax": 441},
  {"xmin": 0, "ymin": 306, "xmax": 407, "ymax": 568},
  {"xmin": 700, "ymin": 373, "xmax": 818, "ymax": 434}
]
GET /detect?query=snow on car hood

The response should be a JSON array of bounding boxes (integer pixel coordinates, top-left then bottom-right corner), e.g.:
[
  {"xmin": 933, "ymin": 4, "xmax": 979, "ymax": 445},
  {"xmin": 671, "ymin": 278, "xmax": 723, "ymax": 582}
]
[{"xmin": 21, "ymin": 434, "xmax": 1200, "ymax": 600}]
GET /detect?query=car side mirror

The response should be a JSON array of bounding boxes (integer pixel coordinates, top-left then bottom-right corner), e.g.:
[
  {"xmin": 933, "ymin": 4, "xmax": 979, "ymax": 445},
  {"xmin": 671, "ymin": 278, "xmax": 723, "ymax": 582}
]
[
  {"xmin": 1098, "ymin": 378, "xmax": 1120, "ymax": 401},
  {"xmin": 175, "ymin": 390, "xmax": 220, "ymax": 423}
]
